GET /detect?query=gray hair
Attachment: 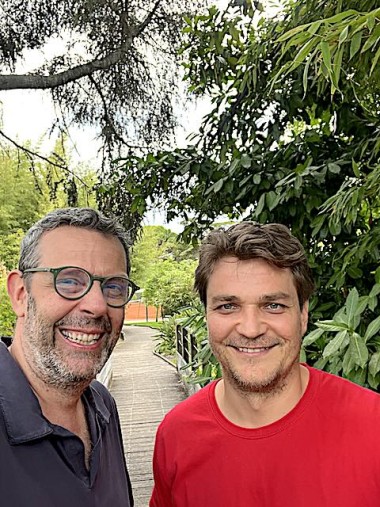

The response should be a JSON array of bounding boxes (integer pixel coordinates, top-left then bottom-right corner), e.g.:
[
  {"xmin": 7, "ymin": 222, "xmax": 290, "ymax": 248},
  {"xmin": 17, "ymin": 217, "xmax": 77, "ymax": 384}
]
[{"xmin": 19, "ymin": 207, "xmax": 131, "ymax": 275}]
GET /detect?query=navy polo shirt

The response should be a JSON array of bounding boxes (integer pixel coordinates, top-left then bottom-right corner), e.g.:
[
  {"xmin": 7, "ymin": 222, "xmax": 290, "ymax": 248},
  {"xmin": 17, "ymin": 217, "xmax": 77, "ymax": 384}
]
[{"xmin": 0, "ymin": 342, "xmax": 134, "ymax": 506}]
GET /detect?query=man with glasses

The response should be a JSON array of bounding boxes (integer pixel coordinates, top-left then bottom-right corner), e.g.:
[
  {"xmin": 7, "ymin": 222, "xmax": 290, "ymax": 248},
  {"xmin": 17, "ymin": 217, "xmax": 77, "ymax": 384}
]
[{"xmin": 1, "ymin": 207, "xmax": 137, "ymax": 506}]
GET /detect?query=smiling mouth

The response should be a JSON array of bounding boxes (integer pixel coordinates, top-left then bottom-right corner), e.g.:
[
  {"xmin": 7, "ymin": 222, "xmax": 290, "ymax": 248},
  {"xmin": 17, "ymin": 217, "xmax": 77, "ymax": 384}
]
[
  {"xmin": 231, "ymin": 344, "xmax": 278, "ymax": 354},
  {"xmin": 60, "ymin": 330, "xmax": 103, "ymax": 346}
]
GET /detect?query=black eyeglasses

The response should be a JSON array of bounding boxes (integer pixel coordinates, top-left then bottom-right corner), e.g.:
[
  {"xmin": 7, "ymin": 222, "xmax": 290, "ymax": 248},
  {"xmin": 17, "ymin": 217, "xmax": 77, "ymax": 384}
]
[{"xmin": 22, "ymin": 266, "xmax": 140, "ymax": 308}]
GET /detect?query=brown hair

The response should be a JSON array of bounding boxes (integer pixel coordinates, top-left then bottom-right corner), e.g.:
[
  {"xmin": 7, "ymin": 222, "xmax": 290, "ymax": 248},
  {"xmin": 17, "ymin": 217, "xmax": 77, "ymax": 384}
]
[{"xmin": 194, "ymin": 222, "xmax": 315, "ymax": 308}]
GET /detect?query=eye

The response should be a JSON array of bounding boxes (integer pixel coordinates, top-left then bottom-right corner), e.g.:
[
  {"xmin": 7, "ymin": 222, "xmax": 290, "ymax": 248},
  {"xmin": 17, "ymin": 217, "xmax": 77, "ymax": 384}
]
[
  {"xmin": 103, "ymin": 278, "xmax": 128, "ymax": 298},
  {"xmin": 215, "ymin": 303, "xmax": 238, "ymax": 312},
  {"xmin": 56, "ymin": 274, "xmax": 87, "ymax": 293},
  {"xmin": 265, "ymin": 303, "xmax": 287, "ymax": 313}
]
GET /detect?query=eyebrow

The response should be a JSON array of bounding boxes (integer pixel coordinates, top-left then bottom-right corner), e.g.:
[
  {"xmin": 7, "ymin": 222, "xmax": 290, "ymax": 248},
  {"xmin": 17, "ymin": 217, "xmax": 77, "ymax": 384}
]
[{"xmin": 258, "ymin": 292, "xmax": 293, "ymax": 303}]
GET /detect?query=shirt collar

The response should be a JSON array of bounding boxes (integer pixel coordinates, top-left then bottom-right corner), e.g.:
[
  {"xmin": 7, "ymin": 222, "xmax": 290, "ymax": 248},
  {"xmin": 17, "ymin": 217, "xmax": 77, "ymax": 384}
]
[{"xmin": 0, "ymin": 343, "xmax": 110, "ymax": 444}]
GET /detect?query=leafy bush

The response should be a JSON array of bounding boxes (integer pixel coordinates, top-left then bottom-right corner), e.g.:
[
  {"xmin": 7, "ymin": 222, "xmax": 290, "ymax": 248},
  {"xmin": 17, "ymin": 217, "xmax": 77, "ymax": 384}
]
[
  {"xmin": 0, "ymin": 267, "xmax": 15, "ymax": 336},
  {"xmin": 177, "ymin": 303, "xmax": 222, "ymax": 387},
  {"xmin": 144, "ymin": 259, "xmax": 198, "ymax": 316},
  {"xmin": 303, "ymin": 286, "xmax": 380, "ymax": 390},
  {"xmin": 154, "ymin": 315, "xmax": 178, "ymax": 357}
]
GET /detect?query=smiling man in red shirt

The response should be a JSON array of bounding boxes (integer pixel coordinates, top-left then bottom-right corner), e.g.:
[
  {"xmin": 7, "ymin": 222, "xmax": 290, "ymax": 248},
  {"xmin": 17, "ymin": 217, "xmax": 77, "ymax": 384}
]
[
  {"xmin": 1, "ymin": 207, "xmax": 136, "ymax": 506},
  {"xmin": 150, "ymin": 221, "xmax": 380, "ymax": 507}
]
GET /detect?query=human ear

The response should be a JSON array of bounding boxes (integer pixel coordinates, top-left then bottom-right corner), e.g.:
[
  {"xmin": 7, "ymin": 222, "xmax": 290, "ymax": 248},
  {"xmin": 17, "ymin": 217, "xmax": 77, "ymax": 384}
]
[{"xmin": 7, "ymin": 270, "xmax": 28, "ymax": 317}]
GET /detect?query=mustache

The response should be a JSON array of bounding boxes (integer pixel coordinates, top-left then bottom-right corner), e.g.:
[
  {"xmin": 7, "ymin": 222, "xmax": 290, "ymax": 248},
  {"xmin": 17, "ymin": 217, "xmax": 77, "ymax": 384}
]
[{"xmin": 54, "ymin": 315, "xmax": 112, "ymax": 334}]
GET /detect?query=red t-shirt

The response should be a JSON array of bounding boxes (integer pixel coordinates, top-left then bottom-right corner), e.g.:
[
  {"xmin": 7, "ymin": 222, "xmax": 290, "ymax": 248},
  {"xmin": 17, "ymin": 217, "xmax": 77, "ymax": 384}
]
[{"xmin": 150, "ymin": 365, "xmax": 380, "ymax": 506}]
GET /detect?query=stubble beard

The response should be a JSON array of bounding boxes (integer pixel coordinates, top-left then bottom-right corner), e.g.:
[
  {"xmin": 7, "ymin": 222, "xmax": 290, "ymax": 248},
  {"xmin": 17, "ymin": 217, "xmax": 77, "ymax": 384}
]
[
  {"xmin": 210, "ymin": 336, "xmax": 302, "ymax": 398},
  {"xmin": 23, "ymin": 295, "xmax": 121, "ymax": 392}
]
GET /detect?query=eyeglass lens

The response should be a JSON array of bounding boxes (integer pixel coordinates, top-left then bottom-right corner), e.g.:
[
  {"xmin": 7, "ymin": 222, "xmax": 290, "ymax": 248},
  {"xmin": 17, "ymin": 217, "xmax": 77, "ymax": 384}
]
[{"xmin": 55, "ymin": 267, "xmax": 131, "ymax": 305}]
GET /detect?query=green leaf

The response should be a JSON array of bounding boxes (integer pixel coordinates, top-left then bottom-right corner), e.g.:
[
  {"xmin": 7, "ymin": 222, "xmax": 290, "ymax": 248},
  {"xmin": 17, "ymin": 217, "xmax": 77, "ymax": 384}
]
[
  {"xmin": 349, "ymin": 333, "xmax": 368, "ymax": 369},
  {"xmin": 369, "ymin": 283, "xmax": 380, "ymax": 298},
  {"xmin": 316, "ymin": 320, "xmax": 349, "ymax": 332},
  {"xmin": 350, "ymin": 31, "xmax": 362, "ymax": 60},
  {"xmin": 347, "ymin": 266, "xmax": 363, "ymax": 279},
  {"xmin": 339, "ymin": 25, "xmax": 349, "ymax": 45},
  {"xmin": 255, "ymin": 193, "xmax": 266, "ymax": 216},
  {"xmin": 266, "ymin": 191, "xmax": 280, "ymax": 211},
  {"xmin": 327, "ymin": 162, "xmax": 340, "ymax": 174},
  {"xmin": 313, "ymin": 357, "xmax": 329, "ymax": 370},
  {"xmin": 369, "ymin": 352, "xmax": 380, "ymax": 377},
  {"xmin": 323, "ymin": 330, "xmax": 348, "ymax": 358},
  {"xmin": 253, "ymin": 173, "xmax": 261, "ymax": 185},
  {"xmin": 320, "ymin": 41, "xmax": 332, "ymax": 73},
  {"xmin": 308, "ymin": 21, "xmax": 321, "ymax": 35},
  {"xmin": 205, "ymin": 178, "xmax": 225, "ymax": 196},
  {"xmin": 364, "ymin": 316, "xmax": 380, "ymax": 342},
  {"xmin": 240, "ymin": 154, "xmax": 252, "ymax": 168},
  {"xmin": 345, "ymin": 287, "xmax": 359, "ymax": 326},
  {"xmin": 303, "ymin": 327, "xmax": 324, "ymax": 346},
  {"xmin": 370, "ymin": 45, "xmax": 380, "ymax": 75},
  {"xmin": 351, "ymin": 159, "xmax": 360, "ymax": 177}
]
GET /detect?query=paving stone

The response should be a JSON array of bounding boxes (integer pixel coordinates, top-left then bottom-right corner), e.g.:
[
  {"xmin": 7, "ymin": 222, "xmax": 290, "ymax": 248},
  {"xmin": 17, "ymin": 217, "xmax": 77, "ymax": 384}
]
[{"xmin": 110, "ymin": 325, "xmax": 187, "ymax": 507}]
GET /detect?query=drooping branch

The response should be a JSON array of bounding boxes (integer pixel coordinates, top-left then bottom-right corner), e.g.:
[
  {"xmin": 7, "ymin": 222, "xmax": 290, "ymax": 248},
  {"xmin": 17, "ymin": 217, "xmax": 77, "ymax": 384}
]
[
  {"xmin": 0, "ymin": 0, "xmax": 162, "ymax": 91},
  {"xmin": 0, "ymin": 41, "xmax": 135, "ymax": 90},
  {"xmin": 0, "ymin": 129, "xmax": 89, "ymax": 187}
]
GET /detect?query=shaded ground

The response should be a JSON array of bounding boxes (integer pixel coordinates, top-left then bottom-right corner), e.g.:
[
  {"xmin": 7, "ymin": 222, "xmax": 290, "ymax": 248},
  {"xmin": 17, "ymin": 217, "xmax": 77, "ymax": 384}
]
[{"xmin": 110, "ymin": 325, "xmax": 186, "ymax": 507}]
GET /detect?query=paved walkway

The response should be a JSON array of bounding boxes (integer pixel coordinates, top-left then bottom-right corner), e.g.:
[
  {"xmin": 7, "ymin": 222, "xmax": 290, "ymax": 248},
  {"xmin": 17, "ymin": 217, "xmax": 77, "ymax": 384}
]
[{"xmin": 110, "ymin": 325, "xmax": 187, "ymax": 507}]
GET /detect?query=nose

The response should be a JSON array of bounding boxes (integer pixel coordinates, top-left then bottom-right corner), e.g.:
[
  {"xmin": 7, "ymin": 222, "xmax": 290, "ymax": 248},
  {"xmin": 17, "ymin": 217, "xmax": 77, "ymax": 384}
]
[
  {"xmin": 76, "ymin": 280, "xmax": 109, "ymax": 317},
  {"xmin": 235, "ymin": 305, "xmax": 268, "ymax": 339}
]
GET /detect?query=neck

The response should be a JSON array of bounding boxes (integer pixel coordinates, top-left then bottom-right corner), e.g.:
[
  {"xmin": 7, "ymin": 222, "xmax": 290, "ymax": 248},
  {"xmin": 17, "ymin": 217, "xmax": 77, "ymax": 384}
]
[{"xmin": 215, "ymin": 364, "xmax": 309, "ymax": 428}]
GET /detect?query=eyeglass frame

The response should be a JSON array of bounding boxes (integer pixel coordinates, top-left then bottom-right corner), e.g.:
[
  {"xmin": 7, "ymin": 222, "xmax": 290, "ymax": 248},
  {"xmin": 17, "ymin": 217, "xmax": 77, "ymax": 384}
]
[{"xmin": 21, "ymin": 266, "xmax": 140, "ymax": 308}]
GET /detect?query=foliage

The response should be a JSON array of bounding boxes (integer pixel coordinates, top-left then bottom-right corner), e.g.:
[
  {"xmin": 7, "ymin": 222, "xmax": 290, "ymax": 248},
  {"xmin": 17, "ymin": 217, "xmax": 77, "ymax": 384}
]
[
  {"xmin": 0, "ymin": 144, "xmax": 97, "ymax": 269},
  {"xmin": 130, "ymin": 225, "xmax": 197, "ymax": 288},
  {"xmin": 0, "ymin": 265, "xmax": 15, "ymax": 335},
  {"xmin": 176, "ymin": 303, "xmax": 221, "ymax": 386},
  {"xmin": 102, "ymin": 0, "xmax": 380, "ymax": 389},
  {"xmin": 143, "ymin": 258, "xmax": 198, "ymax": 316},
  {"xmin": 0, "ymin": 0, "xmax": 203, "ymax": 235},
  {"xmin": 154, "ymin": 315, "xmax": 178, "ymax": 357},
  {"xmin": 303, "ymin": 286, "xmax": 380, "ymax": 389}
]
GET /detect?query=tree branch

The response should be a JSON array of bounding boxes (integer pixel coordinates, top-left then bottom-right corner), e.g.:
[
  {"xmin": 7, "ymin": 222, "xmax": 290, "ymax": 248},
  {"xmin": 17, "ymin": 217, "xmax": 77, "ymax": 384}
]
[
  {"xmin": 0, "ymin": 129, "xmax": 89, "ymax": 187},
  {"xmin": 0, "ymin": 1, "xmax": 162, "ymax": 91}
]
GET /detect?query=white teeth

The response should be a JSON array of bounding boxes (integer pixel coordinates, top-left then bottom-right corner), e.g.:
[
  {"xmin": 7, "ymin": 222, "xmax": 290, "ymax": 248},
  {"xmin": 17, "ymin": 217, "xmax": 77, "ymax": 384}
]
[
  {"xmin": 61, "ymin": 330, "xmax": 101, "ymax": 345},
  {"xmin": 237, "ymin": 346, "xmax": 271, "ymax": 353}
]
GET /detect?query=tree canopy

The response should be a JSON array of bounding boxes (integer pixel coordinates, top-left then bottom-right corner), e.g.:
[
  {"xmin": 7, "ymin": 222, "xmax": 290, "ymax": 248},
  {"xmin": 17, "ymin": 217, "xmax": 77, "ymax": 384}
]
[
  {"xmin": 0, "ymin": 0, "xmax": 202, "ymax": 224},
  {"xmin": 102, "ymin": 0, "xmax": 380, "ymax": 389}
]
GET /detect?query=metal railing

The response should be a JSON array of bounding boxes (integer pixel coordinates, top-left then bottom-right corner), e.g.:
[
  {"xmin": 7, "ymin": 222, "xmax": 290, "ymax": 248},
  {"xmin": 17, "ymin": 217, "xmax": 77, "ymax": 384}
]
[{"xmin": 175, "ymin": 324, "xmax": 201, "ymax": 394}]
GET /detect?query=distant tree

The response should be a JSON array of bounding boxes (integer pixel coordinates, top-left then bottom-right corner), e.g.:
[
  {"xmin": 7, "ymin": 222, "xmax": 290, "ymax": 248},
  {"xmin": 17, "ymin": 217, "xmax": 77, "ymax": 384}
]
[
  {"xmin": 143, "ymin": 258, "xmax": 197, "ymax": 316},
  {"xmin": 130, "ymin": 225, "xmax": 197, "ymax": 287},
  {"xmin": 0, "ymin": 143, "xmax": 97, "ymax": 269}
]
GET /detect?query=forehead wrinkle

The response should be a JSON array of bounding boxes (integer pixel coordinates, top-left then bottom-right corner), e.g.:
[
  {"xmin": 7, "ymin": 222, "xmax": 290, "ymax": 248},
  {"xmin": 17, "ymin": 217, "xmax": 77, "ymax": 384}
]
[
  {"xmin": 258, "ymin": 292, "xmax": 294, "ymax": 303},
  {"xmin": 210, "ymin": 295, "xmax": 240, "ymax": 303}
]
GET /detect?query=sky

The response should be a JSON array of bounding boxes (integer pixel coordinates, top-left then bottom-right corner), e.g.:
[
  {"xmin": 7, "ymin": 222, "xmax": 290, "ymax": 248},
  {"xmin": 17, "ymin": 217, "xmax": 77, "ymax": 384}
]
[{"xmin": 0, "ymin": 0, "xmax": 283, "ymax": 233}]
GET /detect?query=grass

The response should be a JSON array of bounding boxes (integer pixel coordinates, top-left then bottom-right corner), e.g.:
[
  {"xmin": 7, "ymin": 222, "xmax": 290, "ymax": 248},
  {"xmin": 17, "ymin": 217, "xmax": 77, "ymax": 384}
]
[{"xmin": 124, "ymin": 320, "xmax": 163, "ymax": 330}]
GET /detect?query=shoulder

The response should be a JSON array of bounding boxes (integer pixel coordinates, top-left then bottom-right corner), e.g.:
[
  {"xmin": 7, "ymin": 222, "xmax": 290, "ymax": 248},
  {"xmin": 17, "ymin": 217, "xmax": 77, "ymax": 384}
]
[{"xmin": 308, "ymin": 365, "xmax": 380, "ymax": 410}]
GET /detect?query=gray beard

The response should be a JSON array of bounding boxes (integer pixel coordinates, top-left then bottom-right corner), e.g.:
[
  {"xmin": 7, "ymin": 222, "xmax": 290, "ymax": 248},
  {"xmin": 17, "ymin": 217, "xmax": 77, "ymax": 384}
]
[{"xmin": 23, "ymin": 295, "xmax": 119, "ymax": 392}]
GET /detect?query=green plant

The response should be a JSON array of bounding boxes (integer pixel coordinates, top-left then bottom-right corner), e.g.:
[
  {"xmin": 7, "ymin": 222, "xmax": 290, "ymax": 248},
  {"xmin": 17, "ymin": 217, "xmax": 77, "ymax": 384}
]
[
  {"xmin": 177, "ymin": 303, "xmax": 222, "ymax": 387},
  {"xmin": 0, "ymin": 267, "xmax": 15, "ymax": 336},
  {"xmin": 303, "ymin": 286, "xmax": 380, "ymax": 389},
  {"xmin": 154, "ymin": 315, "xmax": 178, "ymax": 357}
]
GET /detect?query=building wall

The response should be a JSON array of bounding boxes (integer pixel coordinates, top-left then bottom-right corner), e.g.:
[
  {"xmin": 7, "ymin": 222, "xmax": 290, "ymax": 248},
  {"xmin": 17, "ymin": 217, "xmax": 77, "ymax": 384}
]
[{"xmin": 125, "ymin": 300, "xmax": 161, "ymax": 321}]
